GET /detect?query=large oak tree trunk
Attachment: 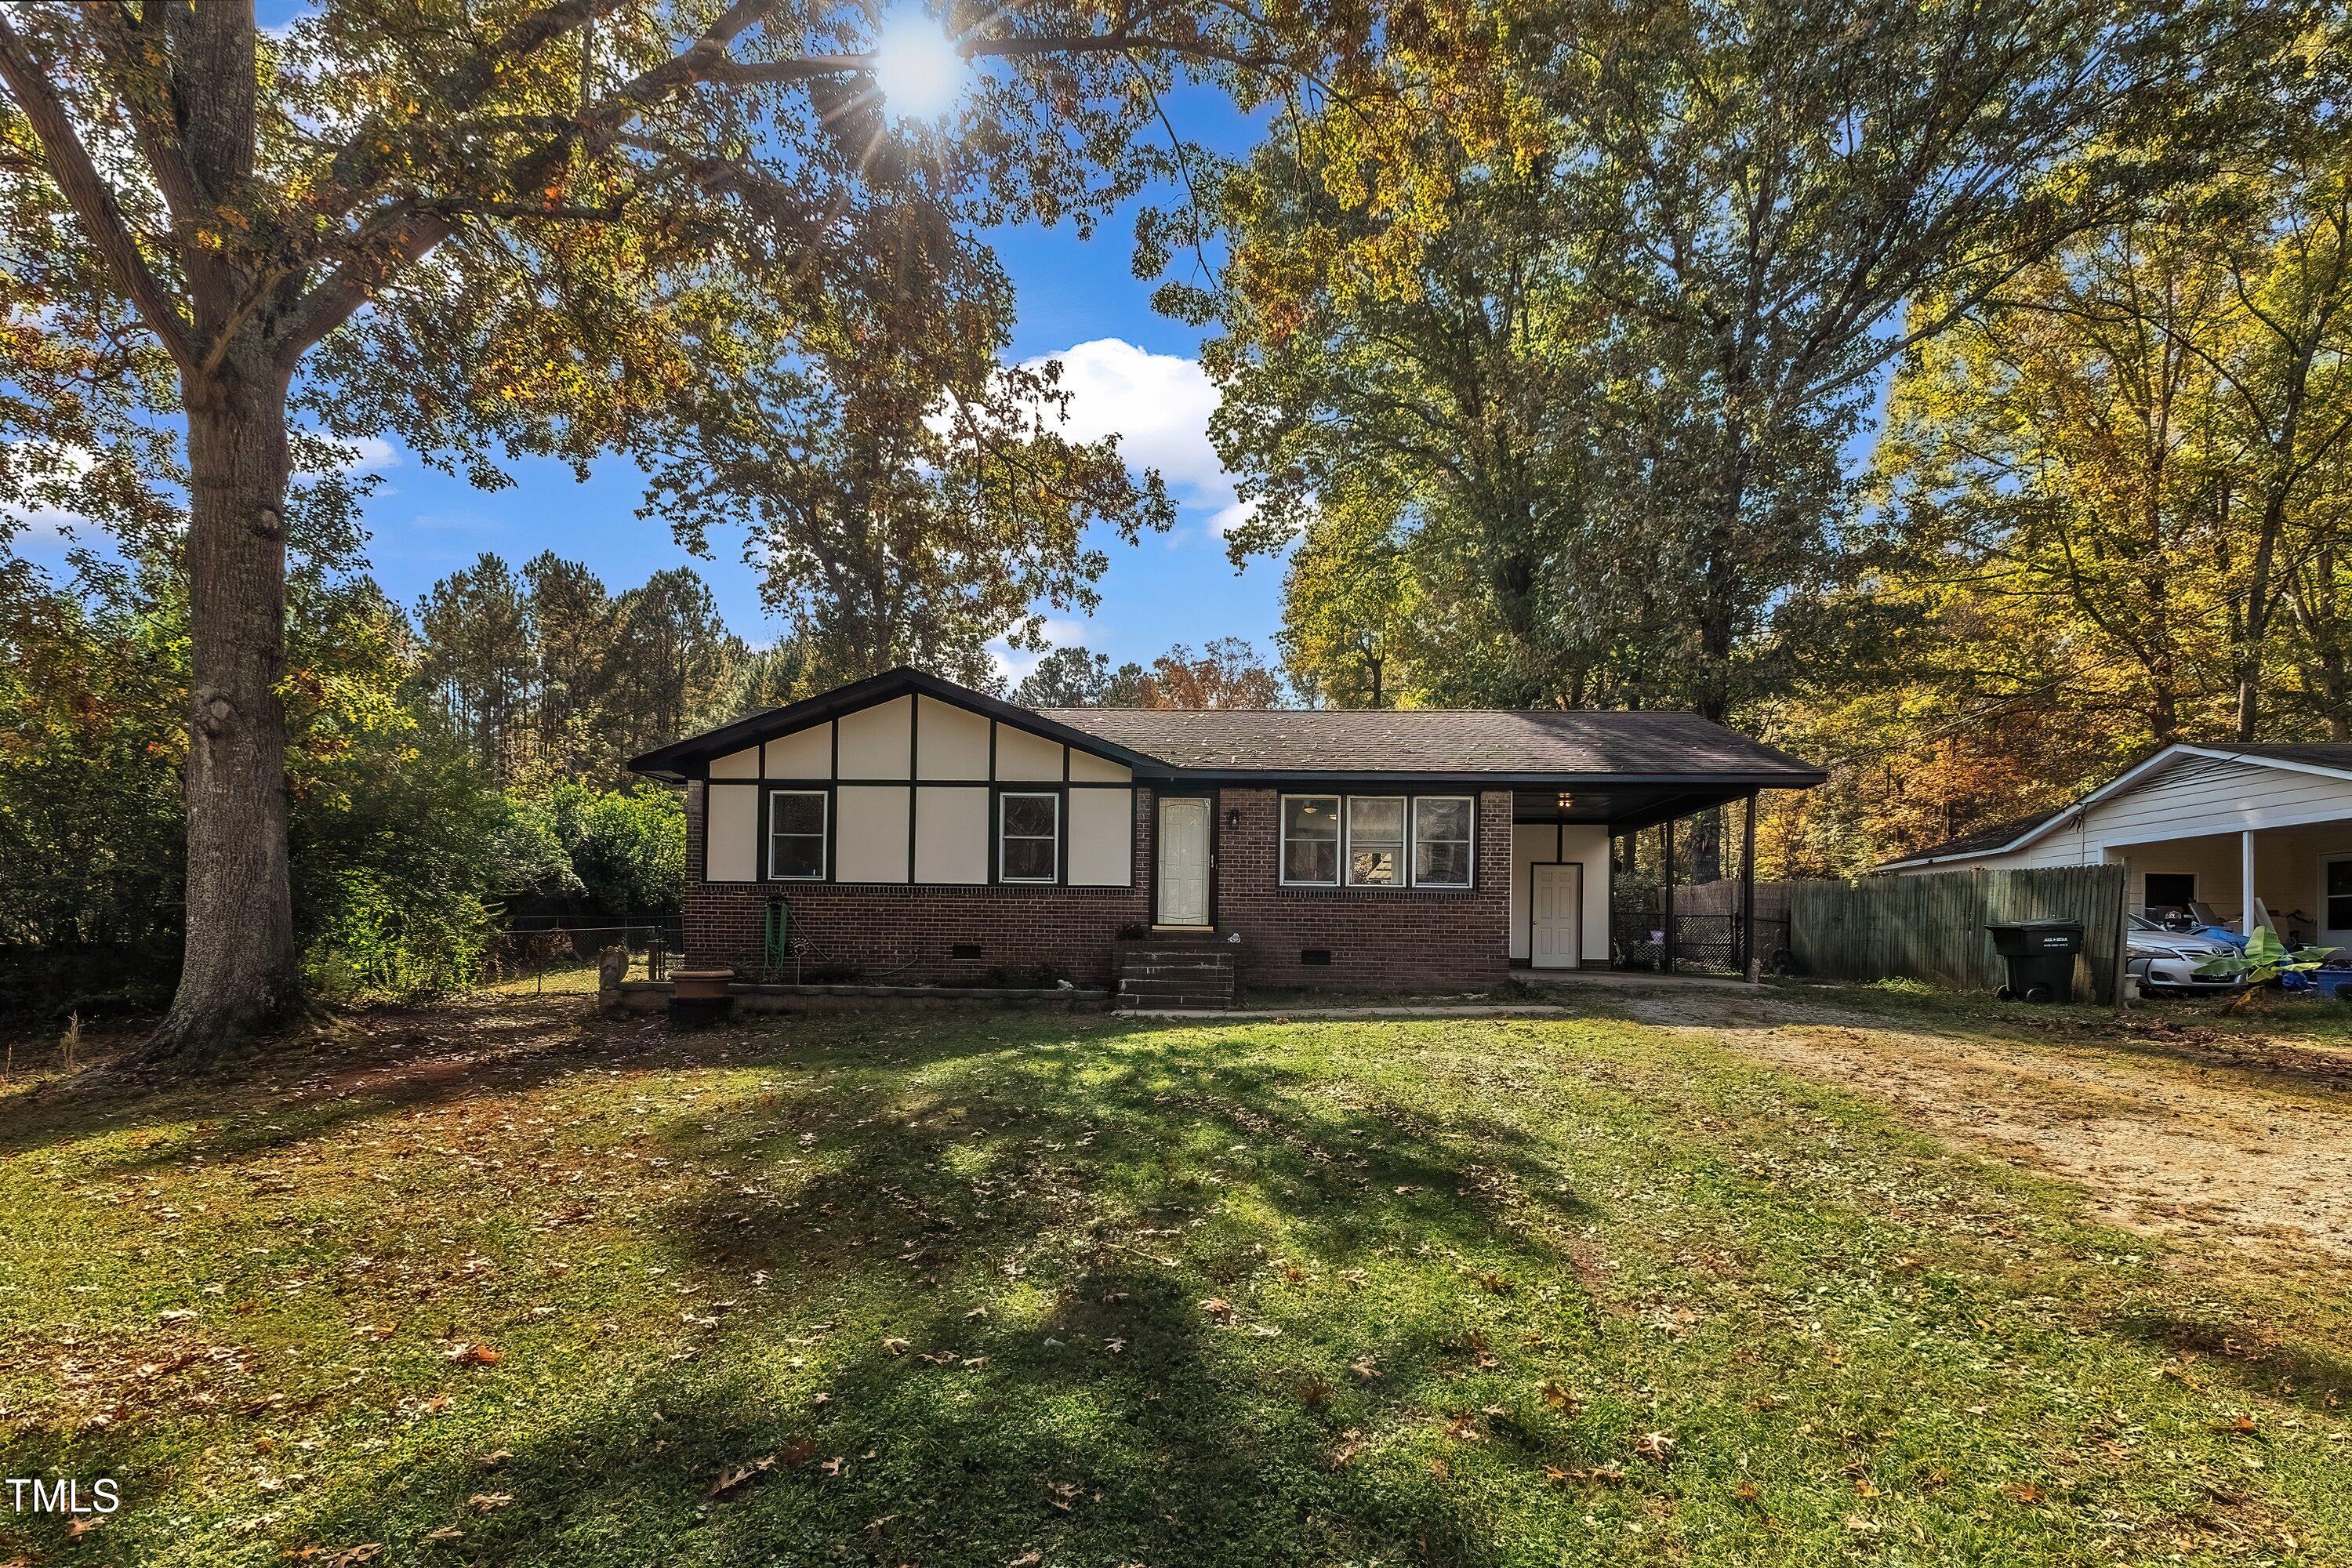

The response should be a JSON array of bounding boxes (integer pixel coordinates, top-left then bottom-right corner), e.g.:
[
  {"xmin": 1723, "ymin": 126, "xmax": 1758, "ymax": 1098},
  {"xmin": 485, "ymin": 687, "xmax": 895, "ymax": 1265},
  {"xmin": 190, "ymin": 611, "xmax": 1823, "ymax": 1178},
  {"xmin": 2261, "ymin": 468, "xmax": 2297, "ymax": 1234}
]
[{"xmin": 149, "ymin": 350, "xmax": 302, "ymax": 1057}]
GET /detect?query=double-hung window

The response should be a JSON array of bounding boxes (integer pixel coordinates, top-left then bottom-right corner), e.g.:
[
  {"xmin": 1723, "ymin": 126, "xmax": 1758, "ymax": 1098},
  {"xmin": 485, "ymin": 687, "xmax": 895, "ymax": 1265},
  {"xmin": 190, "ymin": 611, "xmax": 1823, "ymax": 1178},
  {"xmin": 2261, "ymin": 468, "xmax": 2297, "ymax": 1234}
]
[
  {"xmin": 1412, "ymin": 797, "xmax": 1474, "ymax": 887},
  {"xmin": 768, "ymin": 790, "xmax": 827, "ymax": 880},
  {"xmin": 1345, "ymin": 797, "xmax": 1406, "ymax": 886},
  {"xmin": 999, "ymin": 792, "xmax": 1060, "ymax": 883},
  {"xmin": 1280, "ymin": 795, "xmax": 1341, "ymax": 885}
]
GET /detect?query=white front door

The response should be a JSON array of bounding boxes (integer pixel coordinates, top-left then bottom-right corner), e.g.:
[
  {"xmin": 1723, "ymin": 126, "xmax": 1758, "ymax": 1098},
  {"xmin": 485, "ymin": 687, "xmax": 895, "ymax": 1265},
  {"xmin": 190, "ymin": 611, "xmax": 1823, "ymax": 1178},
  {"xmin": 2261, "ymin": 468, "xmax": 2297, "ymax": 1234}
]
[
  {"xmin": 1157, "ymin": 797, "xmax": 1211, "ymax": 926},
  {"xmin": 1531, "ymin": 862, "xmax": 1581, "ymax": 969}
]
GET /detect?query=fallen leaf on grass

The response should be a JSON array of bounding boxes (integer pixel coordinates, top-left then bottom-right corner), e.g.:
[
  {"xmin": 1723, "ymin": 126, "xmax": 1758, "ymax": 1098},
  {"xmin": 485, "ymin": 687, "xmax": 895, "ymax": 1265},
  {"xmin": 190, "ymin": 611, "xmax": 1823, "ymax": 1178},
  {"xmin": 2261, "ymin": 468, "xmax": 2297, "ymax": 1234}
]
[
  {"xmin": 1200, "ymin": 1298, "xmax": 1233, "ymax": 1323},
  {"xmin": 1540, "ymin": 1381, "xmax": 1578, "ymax": 1411},
  {"xmin": 1349, "ymin": 1356, "xmax": 1379, "ymax": 1381},
  {"xmin": 445, "ymin": 1343, "xmax": 502, "ymax": 1367},
  {"xmin": 883, "ymin": 1337, "xmax": 913, "ymax": 1355},
  {"xmin": 1632, "ymin": 1430, "xmax": 1677, "ymax": 1463},
  {"xmin": 468, "ymin": 1492, "xmax": 514, "ymax": 1512},
  {"xmin": 423, "ymin": 1526, "xmax": 463, "ymax": 1542},
  {"xmin": 709, "ymin": 1457, "xmax": 776, "ymax": 1499},
  {"xmin": 1546, "ymin": 1463, "xmax": 1624, "ymax": 1487},
  {"xmin": 2003, "ymin": 1482, "xmax": 2045, "ymax": 1505},
  {"xmin": 66, "ymin": 1519, "xmax": 103, "ymax": 1539},
  {"xmin": 1009, "ymin": 1553, "xmax": 1042, "ymax": 1567},
  {"xmin": 477, "ymin": 1449, "xmax": 511, "ymax": 1470}
]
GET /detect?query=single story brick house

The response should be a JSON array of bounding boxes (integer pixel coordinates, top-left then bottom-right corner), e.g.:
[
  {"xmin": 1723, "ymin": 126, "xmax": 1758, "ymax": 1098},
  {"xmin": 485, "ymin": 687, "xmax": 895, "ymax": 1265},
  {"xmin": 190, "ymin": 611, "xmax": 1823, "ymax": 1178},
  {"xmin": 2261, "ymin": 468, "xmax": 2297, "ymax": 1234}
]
[{"xmin": 629, "ymin": 668, "xmax": 1824, "ymax": 993}]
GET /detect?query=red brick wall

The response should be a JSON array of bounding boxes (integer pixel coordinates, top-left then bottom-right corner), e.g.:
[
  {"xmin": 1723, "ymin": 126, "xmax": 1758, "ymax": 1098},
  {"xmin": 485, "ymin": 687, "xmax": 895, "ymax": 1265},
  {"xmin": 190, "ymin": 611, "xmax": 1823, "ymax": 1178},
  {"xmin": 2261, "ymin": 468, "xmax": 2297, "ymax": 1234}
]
[
  {"xmin": 681, "ymin": 781, "xmax": 1513, "ymax": 991},
  {"xmin": 1210, "ymin": 786, "xmax": 1513, "ymax": 989}
]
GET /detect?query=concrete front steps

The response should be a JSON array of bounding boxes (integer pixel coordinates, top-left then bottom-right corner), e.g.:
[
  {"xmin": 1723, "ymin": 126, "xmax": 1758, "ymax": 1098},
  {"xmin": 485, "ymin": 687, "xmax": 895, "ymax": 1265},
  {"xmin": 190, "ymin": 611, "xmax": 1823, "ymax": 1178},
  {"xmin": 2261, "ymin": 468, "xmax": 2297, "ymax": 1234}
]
[{"xmin": 1116, "ymin": 931, "xmax": 1239, "ymax": 1011}]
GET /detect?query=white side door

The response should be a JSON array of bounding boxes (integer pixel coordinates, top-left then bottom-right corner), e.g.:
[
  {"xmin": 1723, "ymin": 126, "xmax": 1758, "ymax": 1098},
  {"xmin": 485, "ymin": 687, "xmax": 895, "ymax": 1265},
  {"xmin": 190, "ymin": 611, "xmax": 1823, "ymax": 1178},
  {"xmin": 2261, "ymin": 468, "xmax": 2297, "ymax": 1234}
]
[
  {"xmin": 1531, "ymin": 862, "xmax": 1581, "ymax": 969},
  {"xmin": 1157, "ymin": 797, "xmax": 1211, "ymax": 926}
]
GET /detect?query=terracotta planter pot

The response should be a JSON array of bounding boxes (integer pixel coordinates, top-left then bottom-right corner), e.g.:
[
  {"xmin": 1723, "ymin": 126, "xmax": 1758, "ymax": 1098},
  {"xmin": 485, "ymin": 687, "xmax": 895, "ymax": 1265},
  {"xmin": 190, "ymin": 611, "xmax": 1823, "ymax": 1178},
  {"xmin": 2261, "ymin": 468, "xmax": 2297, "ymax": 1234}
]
[{"xmin": 671, "ymin": 968, "xmax": 735, "ymax": 1002}]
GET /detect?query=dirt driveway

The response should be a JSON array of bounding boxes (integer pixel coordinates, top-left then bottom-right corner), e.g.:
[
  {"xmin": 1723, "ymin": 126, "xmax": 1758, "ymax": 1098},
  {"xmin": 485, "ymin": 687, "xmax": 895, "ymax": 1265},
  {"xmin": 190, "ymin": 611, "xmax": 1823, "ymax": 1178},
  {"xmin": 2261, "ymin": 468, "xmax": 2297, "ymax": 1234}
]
[{"xmin": 1610, "ymin": 985, "xmax": 2352, "ymax": 1272}]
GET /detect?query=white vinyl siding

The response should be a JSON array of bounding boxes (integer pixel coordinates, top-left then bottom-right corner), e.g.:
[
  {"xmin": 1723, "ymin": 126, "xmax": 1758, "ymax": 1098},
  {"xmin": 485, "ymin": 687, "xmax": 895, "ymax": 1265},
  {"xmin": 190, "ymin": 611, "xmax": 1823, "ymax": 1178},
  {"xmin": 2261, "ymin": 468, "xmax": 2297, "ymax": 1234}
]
[
  {"xmin": 1907, "ymin": 755, "xmax": 2352, "ymax": 873},
  {"xmin": 706, "ymin": 784, "xmax": 760, "ymax": 881},
  {"xmin": 1067, "ymin": 789, "xmax": 1133, "ymax": 886}
]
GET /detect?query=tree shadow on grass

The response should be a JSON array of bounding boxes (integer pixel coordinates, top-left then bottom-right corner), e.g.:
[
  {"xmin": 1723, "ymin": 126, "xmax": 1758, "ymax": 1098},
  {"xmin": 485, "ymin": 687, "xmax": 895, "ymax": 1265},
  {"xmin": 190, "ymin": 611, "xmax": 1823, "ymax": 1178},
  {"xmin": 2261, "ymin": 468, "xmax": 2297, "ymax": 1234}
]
[
  {"xmin": 0, "ymin": 999, "xmax": 659, "ymax": 1172},
  {"xmin": 2113, "ymin": 1306, "xmax": 2352, "ymax": 1407},
  {"xmin": 244, "ymin": 1274, "xmax": 1556, "ymax": 1568}
]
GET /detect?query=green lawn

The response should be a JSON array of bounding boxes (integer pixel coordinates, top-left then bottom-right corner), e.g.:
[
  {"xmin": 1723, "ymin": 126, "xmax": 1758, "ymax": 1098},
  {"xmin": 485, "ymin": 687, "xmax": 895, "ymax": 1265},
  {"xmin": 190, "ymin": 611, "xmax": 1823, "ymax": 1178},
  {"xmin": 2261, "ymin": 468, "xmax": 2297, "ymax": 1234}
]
[{"xmin": 1, "ymin": 999, "xmax": 2345, "ymax": 1566}]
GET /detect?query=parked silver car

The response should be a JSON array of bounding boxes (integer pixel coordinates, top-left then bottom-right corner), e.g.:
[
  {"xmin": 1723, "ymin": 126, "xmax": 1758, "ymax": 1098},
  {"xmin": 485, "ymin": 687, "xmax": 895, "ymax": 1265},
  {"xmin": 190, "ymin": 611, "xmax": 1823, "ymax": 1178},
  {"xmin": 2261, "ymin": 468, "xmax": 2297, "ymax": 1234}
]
[{"xmin": 2125, "ymin": 914, "xmax": 2245, "ymax": 994}]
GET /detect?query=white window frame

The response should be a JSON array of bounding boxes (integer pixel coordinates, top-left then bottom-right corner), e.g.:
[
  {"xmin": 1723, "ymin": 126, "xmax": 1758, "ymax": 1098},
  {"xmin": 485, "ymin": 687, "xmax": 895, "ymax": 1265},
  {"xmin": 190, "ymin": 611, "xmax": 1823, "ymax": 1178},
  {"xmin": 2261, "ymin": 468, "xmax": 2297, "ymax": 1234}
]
[
  {"xmin": 767, "ymin": 789, "xmax": 828, "ymax": 881},
  {"xmin": 1345, "ymin": 795, "xmax": 1408, "ymax": 887},
  {"xmin": 1410, "ymin": 795, "xmax": 1475, "ymax": 889},
  {"xmin": 1279, "ymin": 793, "xmax": 1343, "ymax": 887},
  {"xmin": 998, "ymin": 790, "xmax": 1061, "ymax": 884}
]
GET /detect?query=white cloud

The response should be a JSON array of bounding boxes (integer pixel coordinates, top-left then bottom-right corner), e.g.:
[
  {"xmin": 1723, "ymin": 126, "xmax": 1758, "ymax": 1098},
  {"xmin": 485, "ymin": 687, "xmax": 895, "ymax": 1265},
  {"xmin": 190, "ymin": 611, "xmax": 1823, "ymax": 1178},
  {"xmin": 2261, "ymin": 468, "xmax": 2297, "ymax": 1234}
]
[
  {"xmin": 1, "ymin": 440, "xmax": 98, "ymax": 548},
  {"xmin": 1207, "ymin": 496, "xmax": 1261, "ymax": 539},
  {"xmin": 985, "ymin": 615, "xmax": 1095, "ymax": 688},
  {"xmin": 1022, "ymin": 339, "xmax": 1228, "ymax": 502},
  {"xmin": 299, "ymin": 432, "xmax": 399, "ymax": 477}
]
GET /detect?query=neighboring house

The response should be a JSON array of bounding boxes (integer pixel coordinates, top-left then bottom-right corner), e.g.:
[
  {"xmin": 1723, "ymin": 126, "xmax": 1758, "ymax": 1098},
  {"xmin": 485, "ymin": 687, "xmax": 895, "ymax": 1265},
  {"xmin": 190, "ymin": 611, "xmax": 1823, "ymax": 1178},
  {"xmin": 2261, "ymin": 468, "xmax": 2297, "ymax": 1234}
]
[
  {"xmin": 1880, "ymin": 742, "xmax": 2352, "ymax": 946},
  {"xmin": 630, "ymin": 668, "xmax": 1824, "ymax": 990}
]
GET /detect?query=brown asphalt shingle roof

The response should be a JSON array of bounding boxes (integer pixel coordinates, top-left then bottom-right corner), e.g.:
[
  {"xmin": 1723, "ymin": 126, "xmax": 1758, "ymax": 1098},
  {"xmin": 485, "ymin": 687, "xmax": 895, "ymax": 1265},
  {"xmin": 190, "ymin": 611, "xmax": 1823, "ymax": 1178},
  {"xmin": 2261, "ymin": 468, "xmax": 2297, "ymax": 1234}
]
[
  {"xmin": 1882, "ymin": 808, "xmax": 2065, "ymax": 866},
  {"xmin": 1039, "ymin": 706, "xmax": 1824, "ymax": 780}
]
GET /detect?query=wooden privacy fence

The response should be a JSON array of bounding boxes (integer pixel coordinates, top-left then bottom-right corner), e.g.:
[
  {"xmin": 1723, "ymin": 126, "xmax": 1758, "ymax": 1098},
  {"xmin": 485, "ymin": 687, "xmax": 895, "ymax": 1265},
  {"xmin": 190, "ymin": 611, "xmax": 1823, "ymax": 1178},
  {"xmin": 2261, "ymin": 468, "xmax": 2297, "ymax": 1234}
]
[{"xmin": 1782, "ymin": 865, "xmax": 2128, "ymax": 1003}]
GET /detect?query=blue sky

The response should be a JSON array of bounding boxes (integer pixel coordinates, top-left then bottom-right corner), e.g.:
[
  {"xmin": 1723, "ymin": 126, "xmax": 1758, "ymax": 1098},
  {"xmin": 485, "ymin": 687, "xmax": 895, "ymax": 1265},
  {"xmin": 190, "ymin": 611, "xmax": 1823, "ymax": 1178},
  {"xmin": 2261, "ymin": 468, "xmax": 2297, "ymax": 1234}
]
[
  {"xmin": 351, "ymin": 71, "xmax": 1283, "ymax": 688},
  {"xmin": 10, "ymin": 15, "xmax": 1280, "ymax": 687}
]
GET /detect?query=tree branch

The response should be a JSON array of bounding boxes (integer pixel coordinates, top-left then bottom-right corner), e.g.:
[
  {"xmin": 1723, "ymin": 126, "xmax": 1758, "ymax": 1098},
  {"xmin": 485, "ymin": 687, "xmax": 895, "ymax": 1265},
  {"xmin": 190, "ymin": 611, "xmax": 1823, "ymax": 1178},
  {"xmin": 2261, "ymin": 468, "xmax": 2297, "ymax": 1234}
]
[{"xmin": 0, "ymin": 11, "xmax": 198, "ymax": 370}]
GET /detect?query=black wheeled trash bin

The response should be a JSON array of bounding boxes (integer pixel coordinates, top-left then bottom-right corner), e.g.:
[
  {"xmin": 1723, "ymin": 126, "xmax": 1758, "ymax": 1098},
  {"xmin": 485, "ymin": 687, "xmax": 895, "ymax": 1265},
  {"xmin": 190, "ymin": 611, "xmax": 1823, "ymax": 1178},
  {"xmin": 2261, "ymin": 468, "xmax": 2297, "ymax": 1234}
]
[{"xmin": 1986, "ymin": 918, "xmax": 2083, "ymax": 1003}]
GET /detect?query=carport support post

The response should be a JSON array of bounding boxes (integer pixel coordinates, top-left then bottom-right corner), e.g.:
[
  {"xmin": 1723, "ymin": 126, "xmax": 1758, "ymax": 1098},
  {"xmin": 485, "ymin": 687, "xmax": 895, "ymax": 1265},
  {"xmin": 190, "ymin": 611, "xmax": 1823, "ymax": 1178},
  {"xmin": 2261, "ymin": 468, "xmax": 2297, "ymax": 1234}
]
[
  {"xmin": 2241, "ymin": 829, "xmax": 2256, "ymax": 935},
  {"xmin": 1661, "ymin": 815, "xmax": 1677, "ymax": 974},
  {"xmin": 1741, "ymin": 789, "xmax": 1759, "ymax": 982}
]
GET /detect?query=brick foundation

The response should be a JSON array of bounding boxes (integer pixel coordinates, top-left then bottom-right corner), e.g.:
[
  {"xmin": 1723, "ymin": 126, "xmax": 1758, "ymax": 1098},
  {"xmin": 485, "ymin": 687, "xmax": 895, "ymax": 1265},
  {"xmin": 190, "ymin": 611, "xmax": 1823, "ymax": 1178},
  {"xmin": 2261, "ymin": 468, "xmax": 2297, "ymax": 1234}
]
[{"xmin": 682, "ymin": 782, "xmax": 1513, "ymax": 993}]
